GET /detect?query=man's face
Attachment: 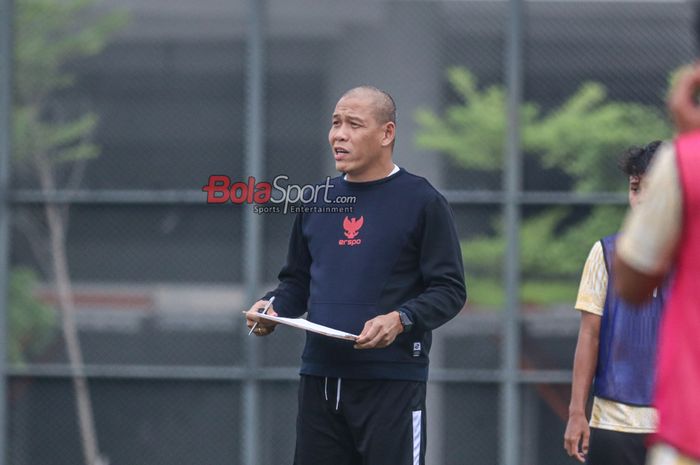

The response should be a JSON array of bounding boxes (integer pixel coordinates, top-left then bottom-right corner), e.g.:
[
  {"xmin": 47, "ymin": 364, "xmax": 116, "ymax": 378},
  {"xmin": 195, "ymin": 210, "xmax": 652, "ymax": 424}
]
[
  {"xmin": 628, "ymin": 175, "xmax": 643, "ymax": 209},
  {"xmin": 328, "ymin": 95, "xmax": 390, "ymax": 179}
]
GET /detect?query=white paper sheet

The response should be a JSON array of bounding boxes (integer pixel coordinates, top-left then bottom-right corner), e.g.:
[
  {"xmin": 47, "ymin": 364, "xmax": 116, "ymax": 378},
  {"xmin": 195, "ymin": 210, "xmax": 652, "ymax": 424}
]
[{"xmin": 247, "ymin": 312, "xmax": 358, "ymax": 341}]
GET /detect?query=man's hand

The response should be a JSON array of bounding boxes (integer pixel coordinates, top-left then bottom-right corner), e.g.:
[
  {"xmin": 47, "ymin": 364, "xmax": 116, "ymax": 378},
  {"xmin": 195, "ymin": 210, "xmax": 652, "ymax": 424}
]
[
  {"xmin": 563, "ymin": 412, "xmax": 590, "ymax": 463},
  {"xmin": 354, "ymin": 311, "xmax": 403, "ymax": 349},
  {"xmin": 670, "ymin": 64, "xmax": 700, "ymax": 134},
  {"xmin": 245, "ymin": 299, "xmax": 279, "ymax": 337}
]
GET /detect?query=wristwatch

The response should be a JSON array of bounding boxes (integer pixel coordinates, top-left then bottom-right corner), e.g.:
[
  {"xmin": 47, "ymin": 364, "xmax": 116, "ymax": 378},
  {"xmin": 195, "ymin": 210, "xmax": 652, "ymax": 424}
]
[{"xmin": 397, "ymin": 310, "xmax": 413, "ymax": 333}]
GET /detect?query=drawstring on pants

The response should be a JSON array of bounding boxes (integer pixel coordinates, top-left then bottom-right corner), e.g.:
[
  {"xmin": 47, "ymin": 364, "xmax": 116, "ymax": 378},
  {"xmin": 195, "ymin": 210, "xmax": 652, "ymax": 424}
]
[
  {"xmin": 336, "ymin": 378, "xmax": 342, "ymax": 411},
  {"xmin": 322, "ymin": 377, "xmax": 342, "ymax": 411}
]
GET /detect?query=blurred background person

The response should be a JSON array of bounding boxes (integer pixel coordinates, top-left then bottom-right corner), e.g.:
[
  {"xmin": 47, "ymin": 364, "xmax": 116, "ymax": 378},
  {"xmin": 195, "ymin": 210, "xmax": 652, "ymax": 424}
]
[{"xmin": 615, "ymin": 64, "xmax": 700, "ymax": 465}]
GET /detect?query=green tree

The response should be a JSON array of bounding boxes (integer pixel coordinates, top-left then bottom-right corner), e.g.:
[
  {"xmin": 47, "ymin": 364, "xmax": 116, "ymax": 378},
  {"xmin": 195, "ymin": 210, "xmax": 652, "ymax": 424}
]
[
  {"xmin": 11, "ymin": 1, "xmax": 127, "ymax": 464},
  {"xmin": 416, "ymin": 67, "xmax": 671, "ymax": 307},
  {"xmin": 8, "ymin": 268, "xmax": 55, "ymax": 365}
]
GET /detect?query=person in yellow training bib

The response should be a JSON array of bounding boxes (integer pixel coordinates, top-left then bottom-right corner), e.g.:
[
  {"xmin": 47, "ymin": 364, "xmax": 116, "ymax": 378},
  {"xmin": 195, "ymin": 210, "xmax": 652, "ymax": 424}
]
[{"xmin": 565, "ymin": 141, "xmax": 669, "ymax": 465}]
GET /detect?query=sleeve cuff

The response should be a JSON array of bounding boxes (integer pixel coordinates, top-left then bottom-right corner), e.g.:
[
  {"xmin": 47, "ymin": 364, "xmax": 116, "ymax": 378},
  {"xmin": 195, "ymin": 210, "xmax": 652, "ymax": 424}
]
[{"xmin": 575, "ymin": 303, "xmax": 604, "ymax": 316}]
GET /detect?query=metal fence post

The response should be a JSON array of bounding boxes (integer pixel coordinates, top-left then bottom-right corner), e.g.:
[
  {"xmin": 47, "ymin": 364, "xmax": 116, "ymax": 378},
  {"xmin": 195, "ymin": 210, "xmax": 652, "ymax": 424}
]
[
  {"xmin": 242, "ymin": 0, "xmax": 265, "ymax": 464},
  {"xmin": 0, "ymin": 0, "xmax": 13, "ymax": 463},
  {"xmin": 501, "ymin": 0, "xmax": 524, "ymax": 464}
]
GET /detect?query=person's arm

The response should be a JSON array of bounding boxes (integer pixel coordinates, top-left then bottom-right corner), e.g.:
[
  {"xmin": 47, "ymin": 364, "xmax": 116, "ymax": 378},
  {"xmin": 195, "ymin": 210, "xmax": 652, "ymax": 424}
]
[
  {"xmin": 397, "ymin": 195, "xmax": 467, "ymax": 330},
  {"xmin": 354, "ymin": 195, "xmax": 467, "ymax": 349},
  {"xmin": 564, "ymin": 312, "xmax": 600, "ymax": 463},
  {"xmin": 615, "ymin": 65, "xmax": 700, "ymax": 302},
  {"xmin": 246, "ymin": 213, "xmax": 311, "ymax": 336},
  {"xmin": 615, "ymin": 144, "xmax": 682, "ymax": 303},
  {"xmin": 261, "ymin": 213, "xmax": 311, "ymax": 317},
  {"xmin": 564, "ymin": 241, "xmax": 606, "ymax": 462},
  {"xmin": 612, "ymin": 259, "xmax": 664, "ymax": 304}
]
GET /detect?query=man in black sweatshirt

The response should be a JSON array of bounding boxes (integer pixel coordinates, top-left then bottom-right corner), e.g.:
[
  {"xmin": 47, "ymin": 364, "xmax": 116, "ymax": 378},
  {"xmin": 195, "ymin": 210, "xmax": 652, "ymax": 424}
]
[{"xmin": 245, "ymin": 86, "xmax": 467, "ymax": 465}]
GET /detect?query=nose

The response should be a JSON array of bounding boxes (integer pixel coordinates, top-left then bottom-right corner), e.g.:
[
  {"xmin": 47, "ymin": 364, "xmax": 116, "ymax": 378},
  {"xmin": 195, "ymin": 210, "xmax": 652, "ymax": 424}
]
[{"xmin": 333, "ymin": 125, "xmax": 349, "ymax": 142}]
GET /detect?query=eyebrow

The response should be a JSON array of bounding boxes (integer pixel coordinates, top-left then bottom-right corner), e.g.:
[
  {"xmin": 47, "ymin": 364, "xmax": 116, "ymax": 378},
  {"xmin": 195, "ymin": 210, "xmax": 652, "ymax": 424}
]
[{"xmin": 332, "ymin": 114, "xmax": 365, "ymax": 123}]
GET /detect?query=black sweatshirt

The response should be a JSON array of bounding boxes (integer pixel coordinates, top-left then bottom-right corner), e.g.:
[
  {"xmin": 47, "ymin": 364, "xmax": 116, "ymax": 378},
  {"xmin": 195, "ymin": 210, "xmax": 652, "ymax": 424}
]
[{"xmin": 263, "ymin": 168, "xmax": 467, "ymax": 381}]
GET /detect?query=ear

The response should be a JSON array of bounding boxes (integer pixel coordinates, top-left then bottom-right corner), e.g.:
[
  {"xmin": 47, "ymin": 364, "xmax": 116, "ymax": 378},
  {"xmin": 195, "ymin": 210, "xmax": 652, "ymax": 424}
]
[{"xmin": 381, "ymin": 122, "xmax": 396, "ymax": 147}]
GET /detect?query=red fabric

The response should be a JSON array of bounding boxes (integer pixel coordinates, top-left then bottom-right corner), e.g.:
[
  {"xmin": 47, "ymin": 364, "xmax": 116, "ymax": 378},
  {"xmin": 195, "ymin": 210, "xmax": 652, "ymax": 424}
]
[{"xmin": 651, "ymin": 131, "xmax": 700, "ymax": 458}]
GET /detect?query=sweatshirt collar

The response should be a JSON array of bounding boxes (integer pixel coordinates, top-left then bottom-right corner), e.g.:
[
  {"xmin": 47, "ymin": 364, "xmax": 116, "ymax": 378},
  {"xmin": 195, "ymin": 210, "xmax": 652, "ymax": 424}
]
[{"xmin": 342, "ymin": 164, "xmax": 399, "ymax": 182}]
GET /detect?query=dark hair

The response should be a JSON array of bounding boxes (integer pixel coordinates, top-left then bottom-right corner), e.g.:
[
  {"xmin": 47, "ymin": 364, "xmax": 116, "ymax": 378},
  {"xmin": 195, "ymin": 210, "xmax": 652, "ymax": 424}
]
[{"xmin": 618, "ymin": 140, "xmax": 662, "ymax": 176}]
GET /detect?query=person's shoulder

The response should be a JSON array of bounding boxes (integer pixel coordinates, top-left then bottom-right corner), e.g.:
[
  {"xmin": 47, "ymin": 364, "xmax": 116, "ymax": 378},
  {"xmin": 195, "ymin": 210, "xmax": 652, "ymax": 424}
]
[
  {"xmin": 599, "ymin": 233, "xmax": 617, "ymax": 250},
  {"xmin": 589, "ymin": 240, "xmax": 604, "ymax": 257},
  {"xmin": 397, "ymin": 169, "xmax": 446, "ymax": 204},
  {"xmin": 585, "ymin": 240, "xmax": 607, "ymax": 271},
  {"xmin": 575, "ymin": 240, "xmax": 605, "ymax": 272}
]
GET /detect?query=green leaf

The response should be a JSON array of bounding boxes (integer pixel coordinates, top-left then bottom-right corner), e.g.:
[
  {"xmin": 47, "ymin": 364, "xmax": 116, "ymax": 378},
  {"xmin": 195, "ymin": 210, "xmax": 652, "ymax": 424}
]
[
  {"xmin": 8, "ymin": 268, "xmax": 56, "ymax": 364},
  {"xmin": 416, "ymin": 67, "xmax": 671, "ymax": 191},
  {"xmin": 417, "ymin": 67, "xmax": 672, "ymax": 306},
  {"xmin": 13, "ymin": 0, "xmax": 128, "ymax": 172},
  {"xmin": 461, "ymin": 206, "xmax": 625, "ymax": 306},
  {"xmin": 45, "ymin": 113, "xmax": 98, "ymax": 147}
]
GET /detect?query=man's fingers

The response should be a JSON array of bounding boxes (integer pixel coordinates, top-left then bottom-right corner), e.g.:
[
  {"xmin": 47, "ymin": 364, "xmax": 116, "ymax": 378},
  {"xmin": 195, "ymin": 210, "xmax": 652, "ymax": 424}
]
[
  {"xmin": 564, "ymin": 426, "xmax": 586, "ymax": 454},
  {"xmin": 355, "ymin": 326, "xmax": 395, "ymax": 349},
  {"xmin": 671, "ymin": 68, "xmax": 695, "ymax": 112},
  {"xmin": 245, "ymin": 300, "xmax": 279, "ymax": 338},
  {"xmin": 355, "ymin": 321, "xmax": 369, "ymax": 341},
  {"xmin": 249, "ymin": 310, "xmax": 278, "ymax": 325},
  {"xmin": 356, "ymin": 319, "xmax": 394, "ymax": 349},
  {"xmin": 246, "ymin": 306, "xmax": 279, "ymax": 327},
  {"xmin": 363, "ymin": 333, "xmax": 386, "ymax": 349},
  {"xmin": 565, "ymin": 438, "xmax": 585, "ymax": 463},
  {"xmin": 579, "ymin": 428, "xmax": 589, "ymax": 462},
  {"xmin": 359, "ymin": 321, "xmax": 379, "ymax": 341},
  {"xmin": 564, "ymin": 436, "xmax": 576, "ymax": 456},
  {"xmin": 245, "ymin": 300, "xmax": 267, "ymax": 322},
  {"xmin": 253, "ymin": 325, "xmax": 275, "ymax": 336},
  {"xmin": 355, "ymin": 336, "xmax": 381, "ymax": 349},
  {"xmin": 670, "ymin": 65, "xmax": 700, "ymax": 133},
  {"xmin": 355, "ymin": 321, "xmax": 379, "ymax": 348}
]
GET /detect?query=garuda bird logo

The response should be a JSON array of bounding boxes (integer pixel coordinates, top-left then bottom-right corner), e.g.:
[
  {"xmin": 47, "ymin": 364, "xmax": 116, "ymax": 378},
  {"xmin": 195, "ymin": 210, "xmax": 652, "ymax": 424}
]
[{"xmin": 343, "ymin": 216, "xmax": 364, "ymax": 239}]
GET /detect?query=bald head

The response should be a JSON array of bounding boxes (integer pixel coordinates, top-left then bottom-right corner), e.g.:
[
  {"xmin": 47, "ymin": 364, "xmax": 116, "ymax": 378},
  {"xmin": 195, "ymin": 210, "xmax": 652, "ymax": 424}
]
[{"xmin": 340, "ymin": 86, "xmax": 396, "ymax": 125}]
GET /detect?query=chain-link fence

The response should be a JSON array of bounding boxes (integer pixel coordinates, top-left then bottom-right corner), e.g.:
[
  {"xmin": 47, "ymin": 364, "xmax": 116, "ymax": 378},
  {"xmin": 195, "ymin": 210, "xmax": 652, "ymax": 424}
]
[{"xmin": 0, "ymin": 0, "xmax": 695, "ymax": 464}]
